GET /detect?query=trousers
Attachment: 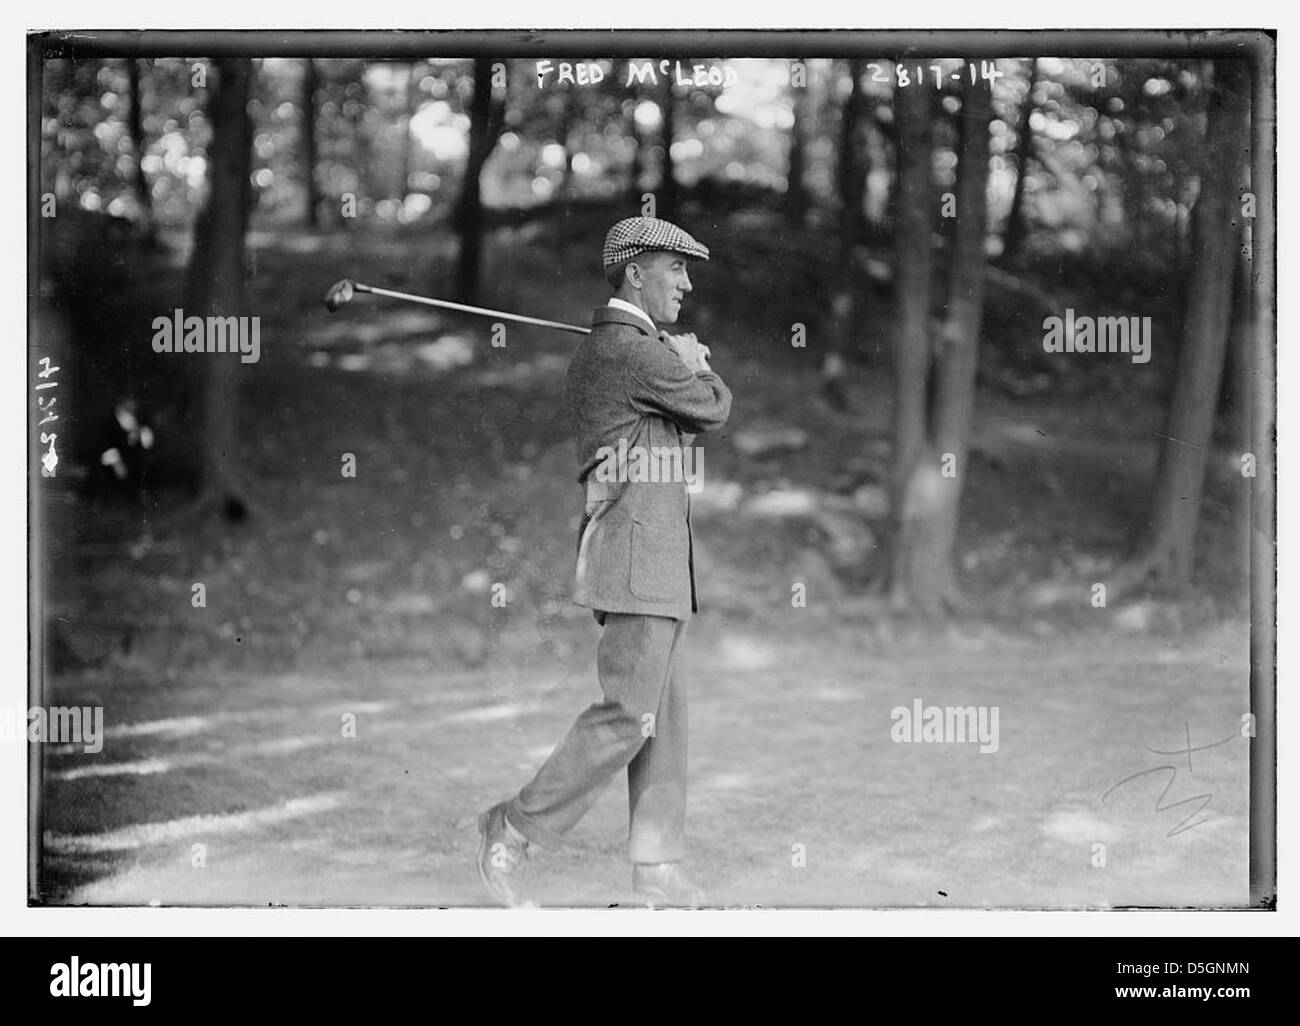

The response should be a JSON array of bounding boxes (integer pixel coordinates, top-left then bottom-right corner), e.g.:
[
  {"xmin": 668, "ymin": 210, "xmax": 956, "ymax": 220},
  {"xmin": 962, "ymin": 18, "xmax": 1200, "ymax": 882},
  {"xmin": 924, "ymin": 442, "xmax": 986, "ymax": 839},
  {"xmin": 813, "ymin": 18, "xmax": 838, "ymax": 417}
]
[{"xmin": 506, "ymin": 612, "xmax": 689, "ymax": 864}]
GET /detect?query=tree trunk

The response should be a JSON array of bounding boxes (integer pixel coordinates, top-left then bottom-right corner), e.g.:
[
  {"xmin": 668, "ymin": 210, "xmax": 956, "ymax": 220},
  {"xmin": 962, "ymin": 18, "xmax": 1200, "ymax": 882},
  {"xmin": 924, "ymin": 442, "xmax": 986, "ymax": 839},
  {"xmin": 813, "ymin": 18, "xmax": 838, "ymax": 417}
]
[
  {"xmin": 820, "ymin": 60, "xmax": 868, "ymax": 412},
  {"xmin": 301, "ymin": 58, "xmax": 320, "ymax": 228},
  {"xmin": 185, "ymin": 57, "xmax": 253, "ymax": 516},
  {"xmin": 1222, "ymin": 236, "xmax": 1253, "ymax": 588},
  {"xmin": 785, "ymin": 57, "xmax": 809, "ymax": 225},
  {"xmin": 875, "ymin": 104, "xmax": 901, "ymax": 241},
  {"xmin": 1002, "ymin": 58, "xmax": 1038, "ymax": 263},
  {"xmin": 398, "ymin": 61, "xmax": 425, "ymax": 205},
  {"xmin": 1120, "ymin": 59, "xmax": 1250, "ymax": 593},
  {"xmin": 125, "ymin": 58, "xmax": 154, "ymax": 242},
  {"xmin": 927, "ymin": 72, "xmax": 993, "ymax": 603},
  {"xmin": 885, "ymin": 80, "xmax": 936, "ymax": 610},
  {"xmin": 658, "ymin": 80, "xmax": 677, "ymax": 218},
  {"xmin": 346, "ymin": 62, "xmax": 371, "ymax": 230},
  {"xmin": 625, "ymin": 62, "xmax": 643, "ymax": 204},
  {"xmin": 885, "ymin": 72, "xmax": 992, "ymax": 616},
  {"xmin": 837, "ymin": 58, "xmax": 868, "ymax": 262},
  {"xmin": 559, "ymin": 91, "xmax": 579, "ymax": 201},
  {"xmin": 453, "ymin": 58, "xmax": 504, "ymax": 304},
  {"xmin": 553, "ymin": 91, "xmax": 582, "ymax": 247}
]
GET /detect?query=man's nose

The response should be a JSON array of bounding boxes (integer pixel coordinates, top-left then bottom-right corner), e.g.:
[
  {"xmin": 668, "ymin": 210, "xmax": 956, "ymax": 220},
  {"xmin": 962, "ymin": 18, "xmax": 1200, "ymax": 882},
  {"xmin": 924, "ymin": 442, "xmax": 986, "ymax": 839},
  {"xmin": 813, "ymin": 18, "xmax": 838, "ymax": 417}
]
[{"xmin": 681, "ymin": 272, "xmax": 692, "ymax": 293}]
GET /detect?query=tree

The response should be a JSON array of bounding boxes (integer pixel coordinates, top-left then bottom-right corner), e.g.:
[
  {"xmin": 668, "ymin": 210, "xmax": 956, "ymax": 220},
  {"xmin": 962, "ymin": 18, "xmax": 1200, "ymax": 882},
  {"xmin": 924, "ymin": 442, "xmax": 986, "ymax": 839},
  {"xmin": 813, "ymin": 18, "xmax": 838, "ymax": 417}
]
[
  {"xmin": 657, "ymin": 78, "xmax": 678, "ymax": 218},
  {"xmin": 819, "ymin": 59, "xmax": 869, "ymax": 412},
  {"xmin": 785, "ymin": 57, "xmax": 810, "ymax": 225},
  {"xmin": 125, "ymin": 58, "xmax": 155, "ymax": 243},
  {"xmin": 558, "ymin": 89, "xmax": 580, "ymax": 201},
  {"xmin": 397, "ymin": 60, "xmax": 425, "ymax": 207},
  {"xmin": 184, "ymin": 57, "xmax": 254, "ymax": 519},
  {"xmin": 342, "ymin": 61, "xmax": 373, "ymax": 230},
  {"xmin": 452, "ymin": 58, "xmax": 505, "ymax": 303},
  {"xmin": 1113, "ymin": 59, "xmax": 1251, "ymax": 594},
  {"xmin": 836, "ymin": 58, "xmax": 868, "ymax": 260},
  {"xmin": 928, "ymin": 72, "xmax": 993, "ymax": 604},
  {"xmin": 883, "ymin": 71, "xmax": 993, "ymax": 616},
  {"xmin": 301, "ymin": 58, "xmax": 320, "ymax": 228},
  {"xmin": 883, "ymin": 79, "xmax": 936, "ymax": 611},
  {"xmin": 1221, "ymin": 237, "xmax": 1254, "ymax": 581},
  {"xmin": 624, "ymin": 62, "xmax": 644, "ymax": 204},
  {"xmin": 1002, "ymin": 58, "xmax": 1039, "ymax": 262}
]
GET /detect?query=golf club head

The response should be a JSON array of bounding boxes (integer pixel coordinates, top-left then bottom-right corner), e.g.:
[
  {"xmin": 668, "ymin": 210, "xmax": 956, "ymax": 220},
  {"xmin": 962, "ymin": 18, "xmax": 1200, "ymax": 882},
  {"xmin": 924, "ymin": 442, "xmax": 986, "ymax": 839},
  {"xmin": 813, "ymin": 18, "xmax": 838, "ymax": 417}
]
[{"xmin": 324, "ymin": 279, "xmax": 356, "ymax": 313}]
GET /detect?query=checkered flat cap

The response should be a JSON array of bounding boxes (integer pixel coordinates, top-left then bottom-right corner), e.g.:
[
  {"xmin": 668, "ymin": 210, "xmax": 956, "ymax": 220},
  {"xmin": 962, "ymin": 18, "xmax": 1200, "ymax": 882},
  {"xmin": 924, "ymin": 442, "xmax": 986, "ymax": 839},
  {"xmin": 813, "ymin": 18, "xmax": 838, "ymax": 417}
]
[{"xmin": 602, "ymin": 217, "xmax": 710, "ymax": 269}]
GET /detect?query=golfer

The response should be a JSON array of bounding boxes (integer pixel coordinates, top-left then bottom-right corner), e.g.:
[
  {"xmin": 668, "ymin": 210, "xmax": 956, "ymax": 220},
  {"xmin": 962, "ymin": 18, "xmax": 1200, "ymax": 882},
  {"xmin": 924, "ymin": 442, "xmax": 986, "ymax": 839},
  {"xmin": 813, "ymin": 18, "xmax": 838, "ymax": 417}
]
[{"xmin": 477, "ymin": 216, "xmax": 732, "ymax": 907}]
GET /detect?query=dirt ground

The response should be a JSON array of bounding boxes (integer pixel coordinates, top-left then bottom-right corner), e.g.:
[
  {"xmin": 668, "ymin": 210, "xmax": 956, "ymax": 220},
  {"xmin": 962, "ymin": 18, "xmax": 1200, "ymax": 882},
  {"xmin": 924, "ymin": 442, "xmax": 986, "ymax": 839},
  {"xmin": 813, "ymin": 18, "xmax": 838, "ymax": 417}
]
[{"xmin": 40, "ymin": 617, "xmax": 1249, "ymax": 908}]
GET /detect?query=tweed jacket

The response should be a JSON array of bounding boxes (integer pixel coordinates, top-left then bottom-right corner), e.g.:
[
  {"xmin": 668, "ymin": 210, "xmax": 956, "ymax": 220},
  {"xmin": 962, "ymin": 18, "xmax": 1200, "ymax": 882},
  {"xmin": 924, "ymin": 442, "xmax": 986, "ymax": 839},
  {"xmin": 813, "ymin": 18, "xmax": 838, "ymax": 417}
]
[{"xmin": 567, "ymin": 305, "xmax": 733, "ymax": 621}]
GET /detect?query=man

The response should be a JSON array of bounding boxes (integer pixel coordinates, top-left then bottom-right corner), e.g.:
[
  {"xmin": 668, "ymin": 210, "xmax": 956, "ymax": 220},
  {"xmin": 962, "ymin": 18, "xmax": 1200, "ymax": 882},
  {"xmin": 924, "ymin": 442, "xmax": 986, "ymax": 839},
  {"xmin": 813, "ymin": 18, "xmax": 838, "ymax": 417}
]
[{"xmin": 477, "ymin": 216, "xmax": 732, "ymax": 907}]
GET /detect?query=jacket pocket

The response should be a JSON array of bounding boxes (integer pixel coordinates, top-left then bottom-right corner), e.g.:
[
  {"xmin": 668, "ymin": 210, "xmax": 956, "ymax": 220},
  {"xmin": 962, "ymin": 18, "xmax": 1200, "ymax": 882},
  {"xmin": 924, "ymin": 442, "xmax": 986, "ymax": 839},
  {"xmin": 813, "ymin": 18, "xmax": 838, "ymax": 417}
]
[{"xmin": 628, "ymin": 519, "xmax": 677, "ymax": 601}]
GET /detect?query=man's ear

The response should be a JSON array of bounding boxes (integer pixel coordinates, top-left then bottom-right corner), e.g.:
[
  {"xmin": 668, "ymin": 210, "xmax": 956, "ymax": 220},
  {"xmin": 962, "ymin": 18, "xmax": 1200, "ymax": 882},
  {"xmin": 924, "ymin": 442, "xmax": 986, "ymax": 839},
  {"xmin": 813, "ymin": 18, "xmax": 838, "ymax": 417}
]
[{"xmin": 625, "ymin": 260, "xmax": 643, "ymax": 289}]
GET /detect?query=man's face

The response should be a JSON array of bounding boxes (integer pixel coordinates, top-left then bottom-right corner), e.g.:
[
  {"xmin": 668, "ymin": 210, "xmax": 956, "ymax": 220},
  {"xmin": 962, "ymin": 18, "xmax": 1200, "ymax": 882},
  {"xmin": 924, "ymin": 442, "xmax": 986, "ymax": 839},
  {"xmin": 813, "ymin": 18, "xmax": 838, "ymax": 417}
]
[{"xmin": 631, "ymin": 250, "xmax": 693, "ymax": 324}]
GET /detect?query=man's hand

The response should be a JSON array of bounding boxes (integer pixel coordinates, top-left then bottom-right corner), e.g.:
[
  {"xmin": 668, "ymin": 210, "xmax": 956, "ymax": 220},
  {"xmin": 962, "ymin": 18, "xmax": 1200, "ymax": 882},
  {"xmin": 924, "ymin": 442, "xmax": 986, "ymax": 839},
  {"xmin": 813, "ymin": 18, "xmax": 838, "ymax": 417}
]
[{"xmin": 659, "ymin": 331, "xmax": 713, "ymax": 373}]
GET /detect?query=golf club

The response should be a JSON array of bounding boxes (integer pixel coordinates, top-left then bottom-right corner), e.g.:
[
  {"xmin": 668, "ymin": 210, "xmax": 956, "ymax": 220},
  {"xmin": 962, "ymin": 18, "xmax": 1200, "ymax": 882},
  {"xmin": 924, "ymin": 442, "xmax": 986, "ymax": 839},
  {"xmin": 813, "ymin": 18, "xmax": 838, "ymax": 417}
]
[{"xmin": 324, "ymin": 278, "xmax": 591, "ymax": 336}]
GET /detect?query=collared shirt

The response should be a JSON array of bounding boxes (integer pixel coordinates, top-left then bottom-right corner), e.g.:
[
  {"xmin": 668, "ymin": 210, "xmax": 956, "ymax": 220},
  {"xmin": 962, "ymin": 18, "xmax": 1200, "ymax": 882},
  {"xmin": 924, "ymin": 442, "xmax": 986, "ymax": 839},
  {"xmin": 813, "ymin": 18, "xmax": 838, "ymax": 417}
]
[{"xmin": 607, "ymin": 296, "xmax": 657, "ymax": 334}]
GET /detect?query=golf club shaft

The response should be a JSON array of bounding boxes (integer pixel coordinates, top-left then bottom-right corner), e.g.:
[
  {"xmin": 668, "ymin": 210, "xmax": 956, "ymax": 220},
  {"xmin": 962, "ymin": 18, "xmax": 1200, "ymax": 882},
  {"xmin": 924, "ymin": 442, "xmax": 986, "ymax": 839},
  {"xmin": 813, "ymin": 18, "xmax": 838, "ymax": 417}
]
[{"xmin": 356, "ymin": 282, "xmax": 591, "ymax": 336}]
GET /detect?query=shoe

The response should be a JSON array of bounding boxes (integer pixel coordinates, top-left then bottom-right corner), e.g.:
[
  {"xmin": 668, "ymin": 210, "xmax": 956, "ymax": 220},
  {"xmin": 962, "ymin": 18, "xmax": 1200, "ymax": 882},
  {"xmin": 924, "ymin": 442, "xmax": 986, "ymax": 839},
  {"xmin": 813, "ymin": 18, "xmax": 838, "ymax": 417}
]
[
  {"xmin": 632, "ymin": 862, "xmax": 707, "ymax": 908},
  {"xmin": 476, "ymin": 802, "xmax": 530, "ymax": 907}
]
